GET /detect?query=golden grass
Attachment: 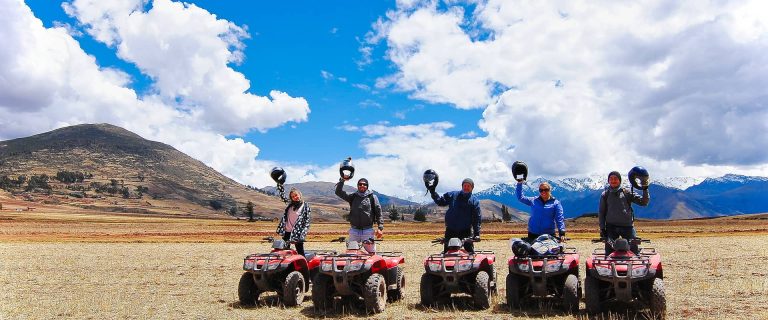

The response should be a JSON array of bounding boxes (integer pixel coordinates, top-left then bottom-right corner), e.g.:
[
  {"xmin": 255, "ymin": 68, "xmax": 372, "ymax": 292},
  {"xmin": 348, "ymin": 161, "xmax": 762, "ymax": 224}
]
[{"xmin": 2, "ymin": 236, "xmax": 767, "ymax": 319}]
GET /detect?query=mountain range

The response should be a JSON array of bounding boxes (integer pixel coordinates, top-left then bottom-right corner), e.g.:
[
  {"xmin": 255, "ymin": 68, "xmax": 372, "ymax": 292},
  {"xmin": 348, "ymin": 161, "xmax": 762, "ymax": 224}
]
[{"xmin": 474, "ymin": 174, "xmax": 768, "ymax": 219}]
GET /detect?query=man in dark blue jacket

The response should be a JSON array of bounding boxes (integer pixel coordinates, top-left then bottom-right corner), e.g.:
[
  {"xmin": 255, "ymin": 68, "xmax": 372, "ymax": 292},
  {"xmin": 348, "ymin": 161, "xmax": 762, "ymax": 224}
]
[{"xmin": 429, "ymin": 178, "xmax": 482, "ymax": 253}]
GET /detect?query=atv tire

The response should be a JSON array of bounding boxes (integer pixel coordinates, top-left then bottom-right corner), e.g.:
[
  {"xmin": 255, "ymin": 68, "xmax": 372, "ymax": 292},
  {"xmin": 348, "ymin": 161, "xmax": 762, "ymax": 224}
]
[
  {"xmin": 473, "ymin": 271, "xmax": 491, "ymax": 310},
  {"xmin": 363, "ymin": 273, "xmax": 387, "ymax": 313},
  {"xmin": 562, "ymin": 274, "xmax": 579, "ymax": 313},
  {"xmin": 506, "ymin": 273, "xmax": 522, "ymax": 309},
  {"xmin": 420, "ymin": 273, "xmax": 437, "ymax": 306},
  {"xmin": 312, "ymin": 273, "xmax": 335, "ymax": 311},
  {"xmin": 584, "ymin": 274, "xmax": 602, "ymax": 314},
  {"xmin": 282, "ymin": 271, "xmax": 305, "ymax": 307},
  {"xmin": 387, "ymin": 266, "xmax": 405, "ymax": 302},
  {"xmin": 650, "ymin": 278, "xmax": 666, "ymax": 320},
  {"xmin": 238, "ymin": 272, "xmax": 260, "ymax": 306}
]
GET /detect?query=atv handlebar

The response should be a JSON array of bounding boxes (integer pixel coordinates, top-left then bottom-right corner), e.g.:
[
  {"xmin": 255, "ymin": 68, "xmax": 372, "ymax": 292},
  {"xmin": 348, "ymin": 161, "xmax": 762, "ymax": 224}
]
[
  {"xmin": 330, "ymin": 236, "xmax": 381, "ymax": 244},
  {"xmin": 592, "ymin": 237, "xmax": 650, "ymax": 244},
  {"xmin": 431, "ymin": 237, "xmax": 480, "ymax": 244},
  {"xmin": 263, "ymin": 236, "xmax": 275, "ymax": 242}
]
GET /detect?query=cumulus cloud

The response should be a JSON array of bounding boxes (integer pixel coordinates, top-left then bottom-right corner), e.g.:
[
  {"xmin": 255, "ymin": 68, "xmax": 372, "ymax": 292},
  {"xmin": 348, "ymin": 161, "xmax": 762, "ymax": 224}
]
[
  {"xmin": 0, "ymin": 0, "xmax": 310, "ymax": 189},
  {"xmin": 63, "ymin": 0, "xmax": 310, "ymax": 134},
  {"xmin": 364, "ymin": 0, "xmax": 768, "ymax": 181}
]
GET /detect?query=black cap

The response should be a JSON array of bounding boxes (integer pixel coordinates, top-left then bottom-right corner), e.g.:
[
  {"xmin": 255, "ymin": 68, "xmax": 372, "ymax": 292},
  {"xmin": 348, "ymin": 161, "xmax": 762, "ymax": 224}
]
[{"xmin": 608, "ymin": 171, "xmax": 622, "ymax": 183}]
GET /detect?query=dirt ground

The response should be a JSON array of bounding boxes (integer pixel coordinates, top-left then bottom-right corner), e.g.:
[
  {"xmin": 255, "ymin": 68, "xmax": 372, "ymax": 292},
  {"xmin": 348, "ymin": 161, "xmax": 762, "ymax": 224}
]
[{"xmin": 2, "ymin": 233, "xmax": 768, "ymax": 319}]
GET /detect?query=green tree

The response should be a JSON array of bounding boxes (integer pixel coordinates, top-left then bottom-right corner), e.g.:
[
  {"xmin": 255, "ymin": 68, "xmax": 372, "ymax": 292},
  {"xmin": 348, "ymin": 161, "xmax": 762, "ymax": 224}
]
[
  {"xmin": 414, "ymin": 207, "xmax": 427, "ymax": 222},
  {"xmin": 502, "ymin": 204, "xmax": 512, "ymax": 222},
  {"xmin": 387, "ymin": 205, "xmax": 400, "ymax": 221},
  {"xmin": 246, "ymin": 201, "xmax": 254, "ymax": 221}
]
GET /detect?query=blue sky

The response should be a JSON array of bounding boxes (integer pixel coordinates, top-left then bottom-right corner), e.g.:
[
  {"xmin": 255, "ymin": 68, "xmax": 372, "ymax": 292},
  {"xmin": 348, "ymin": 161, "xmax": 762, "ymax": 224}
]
[
  {"xmin": 24, "ymin": 0, "xmax": 483, "ymax": 166},
  {"xmin": 2, "ymin": 0, "xmax": 767, "ymax": 200}
]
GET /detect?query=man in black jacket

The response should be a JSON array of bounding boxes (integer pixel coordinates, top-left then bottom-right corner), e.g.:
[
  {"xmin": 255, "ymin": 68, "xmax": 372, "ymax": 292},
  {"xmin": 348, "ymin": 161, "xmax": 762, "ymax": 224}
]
[
  {"xmin": 599, "ymin": 171, "xmax": 650, "ymax": 254},
  {"xmin": 336, "ymin": 177, "xmax": 383, "ymax": 253}
]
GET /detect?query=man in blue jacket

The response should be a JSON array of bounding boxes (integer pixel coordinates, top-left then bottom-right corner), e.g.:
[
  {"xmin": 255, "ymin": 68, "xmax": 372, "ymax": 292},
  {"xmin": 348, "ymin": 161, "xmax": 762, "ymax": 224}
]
[
  {"xmin": 515, "ymin": 180, "xmax": 566, "ymax": 242},
  {"xmin": 429, "ymin": 178, "xmax": 482, "ymax": 253}
]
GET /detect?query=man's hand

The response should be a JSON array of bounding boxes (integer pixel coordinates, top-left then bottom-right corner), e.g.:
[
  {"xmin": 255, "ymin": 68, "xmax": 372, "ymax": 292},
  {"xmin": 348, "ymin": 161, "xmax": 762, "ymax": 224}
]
[
  {"xmin": 374, "ymin": 229, "xmax": 384, "ymax": 239},
  {"xmin": 471, "ymin": 235, "xmax": 480, "ymax": 242}
]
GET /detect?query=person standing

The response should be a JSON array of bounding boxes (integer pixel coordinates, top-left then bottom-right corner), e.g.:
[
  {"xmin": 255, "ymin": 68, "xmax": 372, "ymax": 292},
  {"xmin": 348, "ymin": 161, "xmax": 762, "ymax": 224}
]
[
  {"xmin": 276, "ymin": 187, "xmax": 311, "ymax": 256},
  {"xmin": 515, "ymin": 180, "xmax": 566, "ymax": 242},
  {"xmin": 429, "ymin": 178, "xmax": 482, "ymax": 253},
  {"xmin": 335, "ymin": 177, "xmax": 384, "ymax": 253},
  {"xmin": 599, "ymin": 171, "xmax": 650, "ymax": 254}
]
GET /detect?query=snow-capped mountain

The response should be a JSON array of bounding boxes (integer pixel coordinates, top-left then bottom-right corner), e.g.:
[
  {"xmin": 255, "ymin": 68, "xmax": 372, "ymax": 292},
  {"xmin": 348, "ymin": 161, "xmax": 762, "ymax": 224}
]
[{"xmin": 475, "ymin": 174, "xmax": 768, "ymax": 220}]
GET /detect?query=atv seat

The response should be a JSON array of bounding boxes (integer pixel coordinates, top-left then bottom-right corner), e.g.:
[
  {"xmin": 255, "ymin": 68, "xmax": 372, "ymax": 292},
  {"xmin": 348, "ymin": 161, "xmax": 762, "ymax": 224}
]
[{"xmin": 303, "ymin": 251, "xmax": 316, "ymax": 261}]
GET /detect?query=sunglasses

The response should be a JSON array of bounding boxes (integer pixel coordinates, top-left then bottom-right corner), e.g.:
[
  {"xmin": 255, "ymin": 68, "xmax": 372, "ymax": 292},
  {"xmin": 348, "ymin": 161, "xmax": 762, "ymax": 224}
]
[
  {"xmin": 358, "ymin": 184, "xmax": 368, "ymax": 187},
  {"xmin": 539, "ymin": 189, "xmax": 550, "ymax": 192}
]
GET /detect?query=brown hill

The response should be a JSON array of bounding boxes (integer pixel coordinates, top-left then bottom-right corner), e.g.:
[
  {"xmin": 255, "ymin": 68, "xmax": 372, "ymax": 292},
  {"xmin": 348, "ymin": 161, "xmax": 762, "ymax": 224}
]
[{"xmin": 0, "ymin": 123, "xmax": 346, "ymax": 219}]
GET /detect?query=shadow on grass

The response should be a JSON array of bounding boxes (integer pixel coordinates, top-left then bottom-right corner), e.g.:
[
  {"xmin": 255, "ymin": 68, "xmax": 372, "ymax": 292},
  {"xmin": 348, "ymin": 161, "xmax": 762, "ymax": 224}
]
[{"xmin": 300, "ymin": 296, "xmax": 378, "ymax": 318}]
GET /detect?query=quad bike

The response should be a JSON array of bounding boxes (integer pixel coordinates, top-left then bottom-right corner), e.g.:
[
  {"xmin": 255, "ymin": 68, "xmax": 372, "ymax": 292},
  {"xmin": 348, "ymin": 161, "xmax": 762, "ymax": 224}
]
[
  {"xmin": 238, "ymin": 237, "xmax": 336, "ymax": 307},
  {"xmin": 420, "ymin": 237, "xmax": 497, "ymax": 309},
  {"xmin": 312, "ymin": 237, "xmax": 405, "ymax": 314},
  {"xmin": 506, "ymin": 235, "xmax": 580, "ymax": 312},
  {"xmin": 584, "ymin": 237, "xmax": 666, "ymax": 319}
]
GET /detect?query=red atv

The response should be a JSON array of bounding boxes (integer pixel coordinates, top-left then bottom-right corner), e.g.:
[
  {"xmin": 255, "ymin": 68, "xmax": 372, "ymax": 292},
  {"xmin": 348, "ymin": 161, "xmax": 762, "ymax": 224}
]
[
  {"xmin": 238, "ymin": 237, "xmax": 336, "ymax": 307},
  {"xmin": 311, "ymin": 237, "xmax": 406, "ymax": 314},
  {"xmin": 585, "ymin": 237, "xmax": 666, "ymax": 319},
  {"xmin": 506, "ymin": 235, "xmax": 580, "ymax": 312},
  {"xmin": 420, "ymin": 237, "xmax": 497, "ymax": 309}
]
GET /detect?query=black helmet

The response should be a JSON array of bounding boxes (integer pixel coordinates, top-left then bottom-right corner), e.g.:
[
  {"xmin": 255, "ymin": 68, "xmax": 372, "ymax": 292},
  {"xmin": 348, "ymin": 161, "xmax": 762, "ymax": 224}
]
[
  {"xmin": 270, "ymin": 167, "xmax": 286, "ymax": 185},
  {"xmin": 423, "ymin": 169, "xmax": 439, "ymax": 190},
  {"xmin": 511, "ymin": 161, "xmax": 528, "ymax": 182},
  {"xmin": 628, "ymin": 166, "xmax": 650, "ymax": 190},
  {"xmin": 511, "ymin": 239, "xmax": 531, "ymax": 257},
  {"xmin": 339, "ymin": 157, "xmax": 355, "ymax": 180}
]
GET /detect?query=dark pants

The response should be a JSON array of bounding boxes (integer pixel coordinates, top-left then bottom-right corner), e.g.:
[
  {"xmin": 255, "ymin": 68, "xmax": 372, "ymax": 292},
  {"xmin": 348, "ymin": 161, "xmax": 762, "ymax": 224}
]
[
  {"xmin": 526, "ymin": 232, "xmax": 542, "ymax": 243},
  {"xmin": 282, "ymin": 232, "xmax": 305, "ymax": 256},
  {"xmin": 605, "ymin": 225, "xmax": 638, "ymax": 254},
  {"xmin": 443, "ymin": 228, "xmax": 473, "ymax": 253}
]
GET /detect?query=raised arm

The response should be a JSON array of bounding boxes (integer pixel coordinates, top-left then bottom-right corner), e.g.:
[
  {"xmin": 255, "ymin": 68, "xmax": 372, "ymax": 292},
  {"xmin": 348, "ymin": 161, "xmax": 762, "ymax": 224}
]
[
  {"xmin": 334, "ymin": 179, "xmax": 352, "ymax": 202},
  {"xmin": 630, "ymin": 188, "xmax": 650, "ymax": 206},
  {"xmin": 430, "ymin": 190, "xmax": 450, "ymax": 206},
  {"xmin": 516, "ymin": 182, "xmax": 534, "ymax": 206}
]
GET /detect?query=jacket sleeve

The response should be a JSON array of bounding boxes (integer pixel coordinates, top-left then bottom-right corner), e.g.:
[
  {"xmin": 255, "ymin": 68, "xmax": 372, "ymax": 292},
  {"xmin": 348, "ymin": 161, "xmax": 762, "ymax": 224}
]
[
  {"xmin": 335, "ymin": 180, "xmax": 352, "ymax": 203},
  {"xmin": 372, "ymin": 195, "xmax": 383, "ymax": 230},
  {"xmin": 630, "ymin": 189, "xmax": 650, "ymax": 206},
  {"xmin": 516, "ymin": 183, "xmax": 534, "ymax": 206},
  {"xmin": 297, "ymin": 203, "xmax": 311, "ymax": 241},
  {"xmin": 598, "ymin": 191, "xmax": 607, "ymax": 230},
  {"xmin": 555, "ymin": 200, "xmax": 566, "ymax": 233},
  {"xmin": 431, "ymin": 190, "xmax": 450, "ymax": 206},
  {"xmin": 472, "ymin": 198, "xmax": 482, "ymax": 237}
]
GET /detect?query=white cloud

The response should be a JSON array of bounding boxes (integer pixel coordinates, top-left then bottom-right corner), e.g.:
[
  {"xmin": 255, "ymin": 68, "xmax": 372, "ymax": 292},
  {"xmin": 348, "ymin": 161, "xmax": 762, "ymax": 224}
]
[
  {"xmin": 63, "ymin": 0, "xmax": 310, "ymax": 135},
  {"xmin": 363, "ymin": 0, "xmax": 768, "ymax": 182},
  {"xmin": 0, "ymin": 0, "xmax": 310, "ymax": 190}
]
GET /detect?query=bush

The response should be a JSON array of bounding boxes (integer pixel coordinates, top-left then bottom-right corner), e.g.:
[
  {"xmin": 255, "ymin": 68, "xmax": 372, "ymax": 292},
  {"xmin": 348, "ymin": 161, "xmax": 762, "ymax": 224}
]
[
  {"xmin": 387, "ymin": 205, "xmax": 400, "ymax": 221},
  {"xmin": 55, "ymin": 171, "xmax": 86, "ymax": 184},
  {"xmin": 209, "ymin": 200, "xmax": 223, "ymax": 210},
  {"xmin": 414, "ymin": 208, "xmax": 427, "ymax": 222}
]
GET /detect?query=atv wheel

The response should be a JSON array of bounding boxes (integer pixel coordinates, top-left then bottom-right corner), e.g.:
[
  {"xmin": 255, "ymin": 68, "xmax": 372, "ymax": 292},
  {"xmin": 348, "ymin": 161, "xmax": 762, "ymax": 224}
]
[
  {"xmin": 562, "ymin": 274, "xmax": 579, "ymax": 313},
  {"xmin": 238, "ymin": 272, "xmax": 260, "ymax": 306},
  {"xmin": 311, "ymin": 273, "xmax": 335, "ymax": 311},
  {"xmin": 387, "ymin": 266, "xmax": 405, "ymax": 302},
  {"xmin": 650, "ymin": 278, "xmax": 666, "ymax": 320},
  {"xmin": 282, "ymin": 271, "xmax": 305, "ymax": 307},
  {"xmin": 363, "ymin": 273, "xmax": 387, "ymax": 313},
  {"xmin": 420, "ymin": 273, "xmax": 437, "ymax": 306},
  {"xmin": 473, "ymin": 271, "xmax": 491, "ymax": 309},
  {"xmin": 584, "ymin": 274, "xmax": 602, "ymax": 314},
  {"xmin": 505, "ymin": 273, "xmax": 521, "ymax": 309},
  {"xmin": 491, "ymin": 268, "xmax": 498, "ymax": 295}
]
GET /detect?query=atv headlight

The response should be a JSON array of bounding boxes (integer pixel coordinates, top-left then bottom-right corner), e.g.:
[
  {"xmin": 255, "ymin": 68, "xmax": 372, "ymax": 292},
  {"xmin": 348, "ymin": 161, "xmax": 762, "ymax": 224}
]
[
  {"xmin": 266, "ymin": 261, "xmax": 282, "ymax": 271},
  {"xmin": 321, "ymin": 261, "xmax": 333, "ymax": 272},
  {"xmin": 346, "ymin": 260, "xmax": 364, "ymax": 272},
  {"xmin": 517, "ymin": 263, "xmax": 530, "ymax": 272},
  {"xmin": 428, "ymin": 261, "xmax": 442, "ymax": 272},
  {"xmin": 595, "ymin": 265, "xmax": 612, "ymax": 277},
  {"xmin": 243, "ymin": 259, "xmax": 255, "ymax": 271},
  {"xmin": 456, "ymin": 261, "xmax": 473, "ymax": 272},
  {"xmin": 545, "ymin": 261, "xmax": 563, "ymax": 273},
  {"xmin": 631, "ymin": 266, "xmax": 648, "ymax": 278}
]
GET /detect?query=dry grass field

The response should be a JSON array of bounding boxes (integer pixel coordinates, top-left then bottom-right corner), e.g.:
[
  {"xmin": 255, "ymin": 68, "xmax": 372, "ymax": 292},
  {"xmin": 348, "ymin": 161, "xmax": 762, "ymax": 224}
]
[{"xmin": 2, "ymin": 211, "xmax": 768, "ymax": 319}]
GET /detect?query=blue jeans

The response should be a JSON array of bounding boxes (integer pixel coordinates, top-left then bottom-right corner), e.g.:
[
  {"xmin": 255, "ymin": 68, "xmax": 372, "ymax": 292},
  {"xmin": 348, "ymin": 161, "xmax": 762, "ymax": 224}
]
[
  {"xmin": 605, "ymin": 224, "xmax": 638, "ymax": 254},
  {"xmin": 349, "ymin": 227, "xmax": 376, "ymax": 253}
]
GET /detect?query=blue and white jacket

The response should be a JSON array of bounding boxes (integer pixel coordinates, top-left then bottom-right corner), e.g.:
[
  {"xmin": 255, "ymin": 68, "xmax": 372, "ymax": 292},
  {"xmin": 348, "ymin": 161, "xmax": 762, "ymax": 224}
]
[{"xmin": 516, "ymin": 183, "xmax": 565, "ymax": 236}]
